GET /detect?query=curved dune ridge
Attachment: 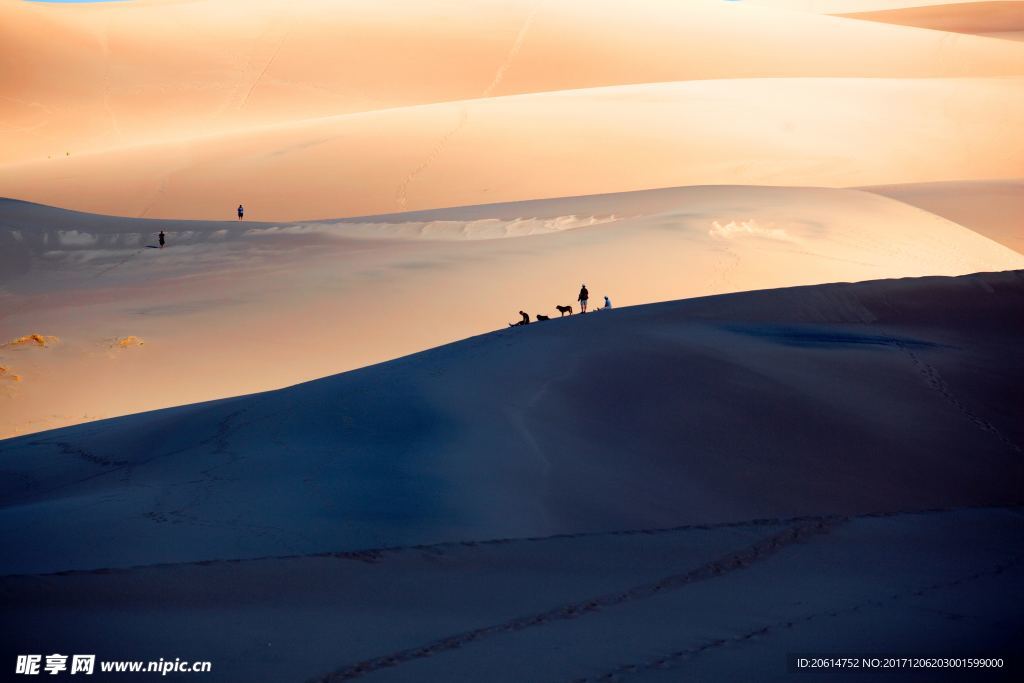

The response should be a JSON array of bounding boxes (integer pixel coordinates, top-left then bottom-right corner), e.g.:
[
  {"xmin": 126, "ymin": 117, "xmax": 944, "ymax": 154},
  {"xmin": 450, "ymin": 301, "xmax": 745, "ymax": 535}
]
[
  {"xmin": 1, "ymin": 270, "xmax": 1021, "ymax": 575},
  {"xmin": 838, "ymin": 1, "xmax": 1024, "ymax": 35},
  {"xmin": 3, "ymin": 77, "xmax": 1023, "ymax": 221},
  {"xmin": 861, "ymin": 179, "xmax": 1024, "ymax": 255},
  {"xmin": 4, "ymin": 0, "xmax": 1022, "ymax": 161},
  {"xmin": 2, "ymin": 0, "xmax": 1023, "ymax": 437},
  {"xmin": 3, "ymin": 0, "xmax": 1024, "ymax": 219},
  {"xmin": 1, "ymin": 186, "xmax": 1022, "ymax": 439}
]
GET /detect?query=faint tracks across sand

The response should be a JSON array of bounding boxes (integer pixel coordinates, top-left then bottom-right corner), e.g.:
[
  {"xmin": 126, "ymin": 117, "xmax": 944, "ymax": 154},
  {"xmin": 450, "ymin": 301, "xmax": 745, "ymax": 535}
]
[
  {"xmin": 9, "ymin": 506, "xmax": 1016, "ymax": 580},
  {"xmin": 892, "ymin": 337, "xmax": 1022, "ymax": 454},
  {"xmin": 394, "ymin": 0, "xmax": 539, "ymax": 209},
  {"xmin": 572, "ymin": 552, "xmax": 1024, "ymax": 682},
  {"xmin": 311, "ymin": 517, "xmax": 842, "ymax": 682}
]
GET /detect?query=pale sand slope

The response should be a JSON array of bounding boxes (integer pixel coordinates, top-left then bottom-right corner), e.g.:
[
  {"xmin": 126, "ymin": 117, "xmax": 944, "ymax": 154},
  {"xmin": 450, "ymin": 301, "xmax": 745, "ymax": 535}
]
[
  {"xmin": 3, "ymin": 186, "xmax": 1022, "ymax": 439},
  {"xmin": 4, "ymin": 0, "xmax": 1023, "ymax": 166},
  {"xmin": 861, "ymin": 179, "xmax": 1024, "ymax": 255},
  {"xmin": 983, "ymin": 29, "xmax": 1024, "ymax": 39},
  {"xmin": 3, "ymin": 77, "xmax": 1023, "ymax": 221},
  {"xmin": 745, "ymin": 0, "xmax": 1008, "ymax": 12},
  {"xmin": 2, "ymin": 509, "xmax": 1020, "ymax": 682},
  {"xmin": 838, "ymin": 2, "xmax": 1024, "ymax": 35},
  {"xmin": 1, "ymin": 270, "xmax": 1022, "ymax": 576}
]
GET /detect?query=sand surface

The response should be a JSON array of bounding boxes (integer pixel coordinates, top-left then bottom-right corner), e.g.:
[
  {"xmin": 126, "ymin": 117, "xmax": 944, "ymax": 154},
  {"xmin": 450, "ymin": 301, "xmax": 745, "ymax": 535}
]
[
  {"xmin": 838, "ymin": 1, "xmax": 1024, "ymax": 35},
  {"xmin": 862, "ymin": 179, "xmax": 1024, "ymax": 255},
  {"xmin": 4, "ymin": 2, "xmax": 1022, "ymax": 679},
  {"xmin": 3, "ymin": 0, "xmax": 1024, "ymax": 219},
  {"xmin": 3, "ymin": 187, "xmax": 1022, "ymax": 439},
  {"xmin": 2, "ymin": 270, "xmax": 1022, "ymax": 573},
  {"xmin": 2, "ymin": 508, "xmax": 1020, "ymax": 682},
  {"xmin": 2, "ymin": 77, "xmax": 1023, "ymax": 221},
  {"xmin": 2, "ymin": 271, "xmax": 1022, "ymax": 680}
]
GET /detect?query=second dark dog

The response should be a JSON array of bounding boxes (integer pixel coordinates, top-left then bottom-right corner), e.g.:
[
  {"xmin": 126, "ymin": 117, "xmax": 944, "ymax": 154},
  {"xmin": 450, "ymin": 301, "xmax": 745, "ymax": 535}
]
[
  {"xmin": 536, "ymin": 314, "xmax": 550, "ymax": 321},
  {"xmin": 555, "ymin": 305, "xmax": 573, "ymax": 316}
]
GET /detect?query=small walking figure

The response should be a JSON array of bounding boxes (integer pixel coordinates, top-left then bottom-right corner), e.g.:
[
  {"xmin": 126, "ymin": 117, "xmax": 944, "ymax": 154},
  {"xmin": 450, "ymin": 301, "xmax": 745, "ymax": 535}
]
[
  {"xmin": 237, "ymin": 204, "xmax": 244, "ymax": 221},
  {"xmin": 578, "ymin": 283, "xmax": 589, "ymax": 313},
  {"xmin": 158, "ymin": 230, "xmax": 165, "ymax": 248}
]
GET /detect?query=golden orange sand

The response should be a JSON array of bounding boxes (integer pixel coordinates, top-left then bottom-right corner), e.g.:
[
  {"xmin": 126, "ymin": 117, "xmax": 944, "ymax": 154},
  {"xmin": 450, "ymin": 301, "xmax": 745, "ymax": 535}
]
[{"xmin": 2, "ymin": 0, "xmax": 1023, "ymax": 437}]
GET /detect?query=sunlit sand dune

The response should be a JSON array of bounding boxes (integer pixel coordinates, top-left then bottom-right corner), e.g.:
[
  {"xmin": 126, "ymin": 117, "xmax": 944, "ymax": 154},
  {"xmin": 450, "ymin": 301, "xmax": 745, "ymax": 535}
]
[
  {"xmin": 861, "ymin": 179, "xmax": 1024, "ymax": 255},
  {"xmin": 2, "ymin": 77, "xmax": 1022, "ymax": 221},
  {"xmin": 3, "ymin": 0, "xmax": 1024, "ymax": 165},
  {"xmin": 745, "ymin": 0, "xmax": 1005, "ymax": 11},
  {"xmin": 837, "ymin": 1, "xmax": 1024, "ymax": 35},
  {"xmin": 3, "ymin": 2, "xmax": 1023, "ymax": 675},
  {"xmin": 2, "ymin": 186, "xmax": 1022, "ymax": 439}
]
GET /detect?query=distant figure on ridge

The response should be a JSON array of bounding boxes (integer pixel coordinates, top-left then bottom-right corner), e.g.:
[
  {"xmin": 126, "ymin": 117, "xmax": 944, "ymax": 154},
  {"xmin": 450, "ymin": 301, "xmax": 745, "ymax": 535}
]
[
  {"xmin": 578, "ymin": 283, "xmax": 590, "ymax": 313},
  {"xmin": 597, "ymin": 295, "xmax": 612, "ymax": 311},
  {"xmin": 158, "ymin": 230, "xmax": 165, "ymax": 248},
  {"xmin": 509, "ymin": 311, "xmax": 530, "ymax": 327},
  {"xmin": 237, "ymin": 204, "xmax": 244, "ymax": 221}
]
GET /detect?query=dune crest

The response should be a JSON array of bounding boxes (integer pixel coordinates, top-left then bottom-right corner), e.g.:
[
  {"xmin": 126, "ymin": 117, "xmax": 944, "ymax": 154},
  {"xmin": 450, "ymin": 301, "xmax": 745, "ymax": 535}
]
[
  {"xmin": 1, "ymin": 270, "xmax": 1021, "ymax": 574},
  {"xmin": 3, "ymin": 78, "xmax": 1022, "ymax": 221},
  {"xmin": 861, "ymin": 179, "xmax": 1024, "ymax": 255},
  {"xmin": 3, "ymin": 0, "xmax": 1024, "ymax": 166},
  {"xmin": 1, "ymin": 187, "xmax": 1021, "ymax": 439},
  {"xmin": 838, "ymin": 1, "xmax": 1024, "ymax": 35}
]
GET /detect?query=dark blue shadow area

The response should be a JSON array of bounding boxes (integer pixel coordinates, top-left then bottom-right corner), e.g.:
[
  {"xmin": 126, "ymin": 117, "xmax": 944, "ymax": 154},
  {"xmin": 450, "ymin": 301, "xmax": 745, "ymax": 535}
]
[{"xmin": 723, "ymin": 324, "xmax": 941, "ymax": 349}]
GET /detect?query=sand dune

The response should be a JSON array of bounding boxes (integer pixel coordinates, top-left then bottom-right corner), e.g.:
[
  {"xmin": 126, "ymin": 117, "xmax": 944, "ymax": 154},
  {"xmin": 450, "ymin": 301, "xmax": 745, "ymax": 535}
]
[
  {"xmin": 746, "ymin": 0, "xmax": 1008, "ymax": 11},
  {"xmin": 1, "ymin": 270, "xmax": 1021, "ymax": 576},
  {"xmin": 2, "ymin": 77, "xmax": 1023, "ymax": 221},
  {"xmin": 4, "ymin": 2, "xmax": 1021, "ymax": 678},
  {"xmin": 838, "ymin": 1, "xmax": 1024, "ymax": 35},
  {"xmin": 3, "ymin": 186, "xmax": 1022, "ymax": 439},
  {"xmin": 861, "ymin": 179, "xmax": 1024, "ymax": 255},
  {"xmin": 2, "ymin": 508, "xmax": 1020, "ymax": 682},
  {"xmin": 4, "ymin": 0, "xmax": 1023, "ymax": 166}
]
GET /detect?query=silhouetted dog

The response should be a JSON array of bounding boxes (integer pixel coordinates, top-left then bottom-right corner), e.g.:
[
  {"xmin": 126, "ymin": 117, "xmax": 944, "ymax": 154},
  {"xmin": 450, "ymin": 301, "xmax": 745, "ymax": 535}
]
[
  {"xmin": 536, "ymin": 314, "xmax": 550, "ymax": 321},
  {"xmin": 555, "ymin": 305, "xmax": 573, "ymax": 316}
]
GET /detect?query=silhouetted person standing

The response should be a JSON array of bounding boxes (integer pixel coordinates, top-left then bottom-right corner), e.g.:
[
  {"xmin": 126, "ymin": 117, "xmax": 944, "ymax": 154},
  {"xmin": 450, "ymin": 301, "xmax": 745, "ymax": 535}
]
[
  {"xmin": 578, "ymin": 283, "xmax": 589, "ymax": 313},
  {"xmin": 158, "ymin": 230, "xmax": 165, "ymax": 248},
  {"xmin": 237, "ymin": 204, "xmax": 244, "ymax": 221}
]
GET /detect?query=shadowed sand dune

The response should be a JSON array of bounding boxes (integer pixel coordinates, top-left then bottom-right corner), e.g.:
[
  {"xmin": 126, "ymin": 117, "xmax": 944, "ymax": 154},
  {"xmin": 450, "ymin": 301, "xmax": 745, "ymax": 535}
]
[
  {"xmin": 838, "ymin": 1, "xmax": 1024, "ymax": 35},
  {"xmin": 861, "ymin": 179, "xmax": 1024, "ymax": 255},
  {"xmin": 3, "ymin": 187, "xmax": 1022, "ymax": 439},
  {"xmin": 1, "ymin": 270, "xmax": 1022, "ymax": 576},
  {"xmin": 2, "ymin": 508, "xmax": 1021, "ymax": 682},
  {"xmin": 4, "ymin": 0, "xmax": 1024, "ymax": 167}
]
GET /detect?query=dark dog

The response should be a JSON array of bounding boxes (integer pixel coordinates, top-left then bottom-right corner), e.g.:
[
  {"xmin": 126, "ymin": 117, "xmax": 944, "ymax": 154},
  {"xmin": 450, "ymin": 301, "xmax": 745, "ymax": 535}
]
[
  {"xmin": 555, "ymin": 305, "xmax": 573, "ymax": 316},
  {"xmin": 536, "ymin": 314, "xmax": 550, "ymax": 321}
]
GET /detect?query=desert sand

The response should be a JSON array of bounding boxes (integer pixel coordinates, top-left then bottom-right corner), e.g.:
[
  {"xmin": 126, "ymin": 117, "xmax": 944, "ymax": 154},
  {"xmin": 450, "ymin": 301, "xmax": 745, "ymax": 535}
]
[
  {"xmin": 3, "ymin": 77, "xmax": 1024, "ymax": 221},
  {"xmin": 5, "ymin": 0, "xmax": 1023, "ymax": 158},
  {"xmin": 2, "ymin": 271, "xmax": 1022, "ymax": 680},
  {"xmin": 3, "ymin": 0, "xmax": 1024, "ymax": 219},
  {"xmin": 3, "ymin": 1, "xmax": 1024, "ymax": 679},
  {"xmin": 3, "ymin": 186, "xmax": 1022, "ymax": 439},
  {"xmin": 862, "ymin": 179, "xmax": 1024, "ymax": 255},
  {"xmin": 838, "ymin": 1, "xmax": 1024, "ymax": 35}
]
